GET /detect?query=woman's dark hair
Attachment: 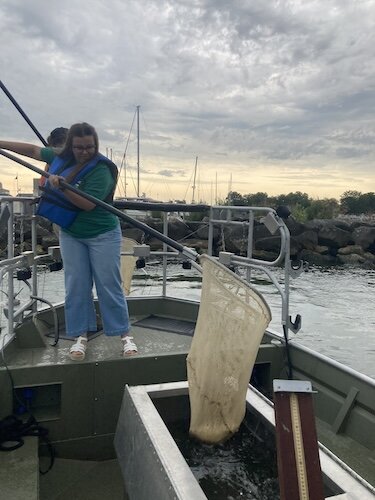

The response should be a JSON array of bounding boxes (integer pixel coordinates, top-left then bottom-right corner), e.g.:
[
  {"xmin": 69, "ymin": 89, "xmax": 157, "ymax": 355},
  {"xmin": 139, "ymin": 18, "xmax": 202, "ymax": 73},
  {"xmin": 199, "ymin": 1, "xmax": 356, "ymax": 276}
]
[
  {"xmin": 59, "ymin": 122, "xmax": 99, "ymax": 159},
  {"xmin": 47, "ymin": 127, "xmax": 68, "ymax": 147}
]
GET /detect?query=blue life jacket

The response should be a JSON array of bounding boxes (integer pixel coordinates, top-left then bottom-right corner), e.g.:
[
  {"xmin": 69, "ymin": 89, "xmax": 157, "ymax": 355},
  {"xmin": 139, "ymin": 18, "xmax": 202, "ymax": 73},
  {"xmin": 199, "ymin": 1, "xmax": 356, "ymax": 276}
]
[{"xmin": 37, "ymin": 153, "xmax": 118, "ymax": 229}]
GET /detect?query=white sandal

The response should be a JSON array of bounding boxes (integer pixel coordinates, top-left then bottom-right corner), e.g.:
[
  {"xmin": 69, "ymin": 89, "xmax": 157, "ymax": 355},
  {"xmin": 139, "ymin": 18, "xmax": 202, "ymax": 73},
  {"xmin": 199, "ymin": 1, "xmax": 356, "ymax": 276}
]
[
  {"xmin": 122, "ymin": 336, "xmax": 138, "ymax": 357},
  {"xmin": 69, "ymin": 336, "xmax": 88, "ymax": 361}
]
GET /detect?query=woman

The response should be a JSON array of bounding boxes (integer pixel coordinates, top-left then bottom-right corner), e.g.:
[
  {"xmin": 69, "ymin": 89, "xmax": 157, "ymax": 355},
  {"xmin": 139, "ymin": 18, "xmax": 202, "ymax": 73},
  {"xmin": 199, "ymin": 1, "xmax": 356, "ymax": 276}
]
[{"xmin": 0, "ymin": 122, "xmax": 137, "ymax": 360}]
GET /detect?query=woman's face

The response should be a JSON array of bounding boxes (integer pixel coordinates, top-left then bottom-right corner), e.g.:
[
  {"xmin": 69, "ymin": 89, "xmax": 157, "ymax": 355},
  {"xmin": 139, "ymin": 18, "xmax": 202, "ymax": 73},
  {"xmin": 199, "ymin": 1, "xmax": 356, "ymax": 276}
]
[{"xmin": 71, "ymin": 135, "xmax": 96, "ymax": 164}]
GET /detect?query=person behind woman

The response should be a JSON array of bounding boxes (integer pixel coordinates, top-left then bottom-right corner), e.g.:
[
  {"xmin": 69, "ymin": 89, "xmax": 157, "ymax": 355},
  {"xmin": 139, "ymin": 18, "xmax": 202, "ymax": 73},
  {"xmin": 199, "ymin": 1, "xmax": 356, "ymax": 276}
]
[
  {"xmin": 39, "ymin": 127, "xmax": 68, "ymax": 188},
  {"xmin": 0, "ymin": 122, "xmax": 137, "ymax": 360},
  {"xmin": 47, "ymin": 127, "xmax": 69, "ymax": 152}
]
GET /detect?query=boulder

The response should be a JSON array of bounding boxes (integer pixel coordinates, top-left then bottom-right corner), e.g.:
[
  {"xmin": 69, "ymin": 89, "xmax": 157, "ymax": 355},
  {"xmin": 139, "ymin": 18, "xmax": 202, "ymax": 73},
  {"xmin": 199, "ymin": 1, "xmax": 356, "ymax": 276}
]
[
  {"xmin": 315, "ymin": 245, "xmax": 330, "ymax": 255},
  {"xmin": 122, "ymin": 228, "xmax": 145, "ymax": 242},
  {"xmin": 284, "ymin": 217, "xmax": 306, "ymax": 236},
  {"xmin": 222, "ymin": 225, "xmax": 249, "ymax": 254},
  {"xmin": 330, "ymin": 219, "xmax": 352, "ymax": 231},
  {"xmin": 317, "ymin": 224, "xmax": 352, "ymax": 248},
  {"xmin": 41, "ymin": 234, "xmax": 59, "ymax": 250},
  {"xmin": 195, "ymin": 223, "xmax": 220, "ymax": 241},
  {"xmin": 184, "ymin": 239, "xmax": 208, "ymax": 251},
  {"xmin": 337, "ymin": 245, "xmax": 364, "ymax": 256},
  {"xmin": 225, "ymin": 237, "xmax": 249, "ymax": 254},
  {"xmin": 167, "ymin": 216, "xmax": 191, "ymax": 241},
  {"xmin": 299, "ymin": 249, "xmax": 338, "ymax": 266},
  {"xmin": 337, "ymin": 254, "xmax": 366, "ymax": 265},
  {"xmin": 143, "ymin": 217, "xmax": 163, "ymax": 233},
  {"xmin": 252, "ymin": 249, "xmax": 279, "ymax": 261},
  {"xmin": 294, "ymin": 230, "xmax": 319, "ymax": 251},
  {"xmin": 363, "ymin": 252, "xmax": 375, "ymax": 263},
  {"xmin": 352, "ymin": 226, "xmax": 375, "ymax": 251},
  {"xmin": 255, "ymin": 236, "xmax": 301, "ymax": 256},
  {"xmin": 304, "ymin": 219, "xmax": 329, "ymax": 232},
  {"xmin": 253, "ymin": 223, "xmax": 275, "ymax": 240},
  {"xmin": 147, "ymin": 237, "xmax": 163, "ymax": 251}
]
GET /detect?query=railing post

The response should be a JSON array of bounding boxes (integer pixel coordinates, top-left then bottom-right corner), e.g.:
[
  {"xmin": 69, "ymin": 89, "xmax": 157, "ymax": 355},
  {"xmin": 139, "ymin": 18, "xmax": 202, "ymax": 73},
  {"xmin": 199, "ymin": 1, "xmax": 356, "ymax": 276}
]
[
  {"xmin": 7, "ymin": 201, "xmax": 14, "ymax": 336},
  {"xmin": 162, "ymin": 212, "xmax": 168, "ymax": 297}
]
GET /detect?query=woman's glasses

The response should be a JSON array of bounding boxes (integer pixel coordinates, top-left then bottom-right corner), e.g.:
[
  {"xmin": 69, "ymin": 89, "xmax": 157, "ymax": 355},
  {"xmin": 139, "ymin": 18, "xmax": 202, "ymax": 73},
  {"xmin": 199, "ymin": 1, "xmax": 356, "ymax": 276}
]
[{"xmin": 72, "ymin": 145, "xmax": 95, "ymax": 152}]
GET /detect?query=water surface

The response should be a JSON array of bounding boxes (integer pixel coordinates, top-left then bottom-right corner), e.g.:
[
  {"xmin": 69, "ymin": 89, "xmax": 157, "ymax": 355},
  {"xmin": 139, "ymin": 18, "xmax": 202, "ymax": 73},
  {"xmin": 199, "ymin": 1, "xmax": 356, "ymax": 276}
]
[{"xmin": 1, "ymin": 263, "xmax": 374, "ymax": 378}]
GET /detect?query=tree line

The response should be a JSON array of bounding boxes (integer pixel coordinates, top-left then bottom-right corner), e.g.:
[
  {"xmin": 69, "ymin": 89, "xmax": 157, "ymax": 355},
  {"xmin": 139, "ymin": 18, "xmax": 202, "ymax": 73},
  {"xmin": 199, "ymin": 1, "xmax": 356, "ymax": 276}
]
[{"xmin": 224, "ymin": 190, "xmax": 375, "ymax": 221}]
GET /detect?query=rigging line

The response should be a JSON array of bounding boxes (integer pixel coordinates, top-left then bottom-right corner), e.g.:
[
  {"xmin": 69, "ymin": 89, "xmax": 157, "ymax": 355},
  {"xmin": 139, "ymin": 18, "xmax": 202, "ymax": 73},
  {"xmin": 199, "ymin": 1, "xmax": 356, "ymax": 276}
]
[
  {"xmin": 126, "ymin": 161, "xmax": 138, "ymax": 197},
  {"xmin": 183, "ymin": 165, "xmax": 196, "ymax": 202},
  {"xmin": 119, "ymin": 109, "xmax": 136, "ymax": 172},
  {"xmin": 117, "ymin": 110, "xmax": 137, "ymax": 197},
  {"xmin": 144, "ymin": 180, "xmax": 157, "ymax": 199},
  {"xmin": 163, "ymin": 179, "xmax": 174, "ymax": 201}
]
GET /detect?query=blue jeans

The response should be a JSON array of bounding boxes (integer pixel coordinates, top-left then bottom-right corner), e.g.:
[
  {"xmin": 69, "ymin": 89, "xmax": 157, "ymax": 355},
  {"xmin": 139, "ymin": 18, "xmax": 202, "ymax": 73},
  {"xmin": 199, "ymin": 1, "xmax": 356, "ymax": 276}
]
[{"xmin": 59, "ymin": 225, "xmax": 130, "ymax": 337}]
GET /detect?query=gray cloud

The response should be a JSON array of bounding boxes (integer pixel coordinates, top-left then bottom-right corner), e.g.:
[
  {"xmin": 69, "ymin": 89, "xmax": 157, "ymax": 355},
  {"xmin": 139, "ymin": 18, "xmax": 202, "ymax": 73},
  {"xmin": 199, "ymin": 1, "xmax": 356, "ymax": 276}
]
[
  {"xmin": 157, "ymin": 169, "xmax": 186, "ymax": 177},
  {"xmin": 1, "ymin": 0, "xmax": 375, "ymax": 198}
]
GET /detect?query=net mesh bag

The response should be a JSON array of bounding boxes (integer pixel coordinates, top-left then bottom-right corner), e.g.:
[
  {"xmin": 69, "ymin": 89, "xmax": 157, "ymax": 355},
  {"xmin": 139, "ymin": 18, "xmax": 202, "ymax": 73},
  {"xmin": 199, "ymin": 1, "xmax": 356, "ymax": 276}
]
[
  {"xmin": 187, "ymin": 255, "xmax": 272, "ymax": 444},
  {"xmin": 120, "ymin": 238, "xmax": 138, "ymax": 296}
]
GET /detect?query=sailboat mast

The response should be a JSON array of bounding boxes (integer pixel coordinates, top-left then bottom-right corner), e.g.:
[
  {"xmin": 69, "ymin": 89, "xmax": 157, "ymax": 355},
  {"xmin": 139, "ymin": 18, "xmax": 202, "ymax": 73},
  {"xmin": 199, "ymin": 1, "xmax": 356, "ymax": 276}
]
[
  {"xmin": 192, "ymin": 156, "xmax": 198, "ymax": 204},
  {"xmin": 215, "ymin": 172, "xmax": 218, "ymax": 204},
  {"xmin": 136, "ymin": 105, "xmax": 140, "ymax": 197}
]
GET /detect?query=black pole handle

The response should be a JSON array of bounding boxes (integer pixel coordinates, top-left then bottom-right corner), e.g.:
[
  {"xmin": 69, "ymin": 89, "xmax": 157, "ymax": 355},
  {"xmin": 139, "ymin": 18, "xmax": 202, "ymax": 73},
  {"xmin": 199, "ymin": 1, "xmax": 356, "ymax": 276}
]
[
  {"xmin": 0, "ymin": 148, "xmax": 198, "ymax": 259},
  {"xmin": 0, "ymin": 80, "xmax": 48, "ymax": 146}
]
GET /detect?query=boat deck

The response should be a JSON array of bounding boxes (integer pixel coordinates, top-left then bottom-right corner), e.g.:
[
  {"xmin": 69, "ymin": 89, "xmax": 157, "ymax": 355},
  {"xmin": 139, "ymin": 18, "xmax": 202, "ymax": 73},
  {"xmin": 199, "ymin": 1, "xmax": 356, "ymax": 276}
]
[
  {"xmin": 0, "ymin": 303, "xmax": 200, "ymax": 500},
  {"xmin": 4, "ymin": 317, "xmax": 194, "ymax": 368},
  {"xmin": 317, "ymin": 418, "xmax": 375, "ymax": 488},
  {"xmin": 39, "ymin": 456, "xmax": 127, "ymax": 500},
  {"xmin": 0, "ymin": 296, "xmax": 374, "ymax": 497}
]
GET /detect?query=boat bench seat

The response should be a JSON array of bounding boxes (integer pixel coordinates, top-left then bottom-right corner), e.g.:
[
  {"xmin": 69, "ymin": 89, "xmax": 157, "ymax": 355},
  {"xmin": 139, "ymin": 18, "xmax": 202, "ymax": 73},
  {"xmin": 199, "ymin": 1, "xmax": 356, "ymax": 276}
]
[{"xmin": 0, "ymin": 436, "xmax": 39, "ymax": 500}]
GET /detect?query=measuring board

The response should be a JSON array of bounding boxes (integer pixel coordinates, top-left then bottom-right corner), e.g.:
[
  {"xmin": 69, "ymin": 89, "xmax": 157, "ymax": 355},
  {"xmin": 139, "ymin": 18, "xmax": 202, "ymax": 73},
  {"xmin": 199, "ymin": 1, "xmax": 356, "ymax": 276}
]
[{"xmin": 273, "ymin": 380, "xmax": 325, "ymax": 500}]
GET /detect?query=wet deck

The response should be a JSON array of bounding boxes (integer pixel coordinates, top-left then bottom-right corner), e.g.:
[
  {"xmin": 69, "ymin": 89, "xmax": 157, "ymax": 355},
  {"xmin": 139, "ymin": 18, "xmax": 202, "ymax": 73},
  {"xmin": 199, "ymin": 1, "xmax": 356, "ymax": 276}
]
[{"xmin": 4, "ymin": 317, "xmax": 194, "ymax": 368}]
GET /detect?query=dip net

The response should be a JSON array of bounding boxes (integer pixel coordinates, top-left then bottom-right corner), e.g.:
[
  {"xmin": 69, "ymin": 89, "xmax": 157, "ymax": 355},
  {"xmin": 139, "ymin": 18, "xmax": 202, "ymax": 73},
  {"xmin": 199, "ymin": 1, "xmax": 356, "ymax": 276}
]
[
  {"xmin": 120, "ymin": 237, "xmax": 138, "ymax": 296},
  {"xmin": 187, "ymin": 255, "xmax": 271, "ymax": 444}
]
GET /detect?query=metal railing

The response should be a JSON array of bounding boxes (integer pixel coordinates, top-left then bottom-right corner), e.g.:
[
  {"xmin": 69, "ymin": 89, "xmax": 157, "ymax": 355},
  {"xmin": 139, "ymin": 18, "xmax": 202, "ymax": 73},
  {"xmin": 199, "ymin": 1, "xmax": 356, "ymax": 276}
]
[{"xmin": 0, "ymin": 196, "xmax": 302, "ymax": 342}]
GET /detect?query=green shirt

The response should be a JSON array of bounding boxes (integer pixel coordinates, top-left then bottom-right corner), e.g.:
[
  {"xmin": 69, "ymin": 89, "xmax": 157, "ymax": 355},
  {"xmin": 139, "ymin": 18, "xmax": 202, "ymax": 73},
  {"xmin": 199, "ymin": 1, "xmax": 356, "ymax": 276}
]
[{"xmin": 41, "ymin": 148, "xmax": 119, "ymax": 238}]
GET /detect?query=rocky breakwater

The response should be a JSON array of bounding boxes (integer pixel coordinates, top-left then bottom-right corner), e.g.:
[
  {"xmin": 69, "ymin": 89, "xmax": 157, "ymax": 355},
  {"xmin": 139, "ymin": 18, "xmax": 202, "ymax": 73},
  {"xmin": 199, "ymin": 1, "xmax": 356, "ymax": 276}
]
[
  {"xmin": 120, "ymin": 214, "xmax": 375, "ymax": 267},
  {"xmin": 293, "ymin": 218, "xmax": 375, "ymax": 267},
  {"xmin": 2, "ymin": 214, "xmax": 375, "ymax": 268},
  {"xmin": 222, "ymin": 216, "xmax": 375, "ymax": 267}
]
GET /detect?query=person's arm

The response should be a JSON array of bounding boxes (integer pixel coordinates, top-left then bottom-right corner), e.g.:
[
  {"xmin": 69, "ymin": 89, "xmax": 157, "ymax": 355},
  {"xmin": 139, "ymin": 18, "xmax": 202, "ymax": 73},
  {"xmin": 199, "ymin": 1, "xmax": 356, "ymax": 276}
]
[
  {"xmin": 48, "ymin": 174, "xmax": 96, "ymax": 211},
  {"xmin": 0, "ymin": 141, "xmax": 43, "ymax": 161},
  {"xmin": 49, "ymin": 163, "xmax": 114, "ymax": 212},
  {"xmin": 62, "ymin": 187, "xmax": 96, "ymax": 211}
]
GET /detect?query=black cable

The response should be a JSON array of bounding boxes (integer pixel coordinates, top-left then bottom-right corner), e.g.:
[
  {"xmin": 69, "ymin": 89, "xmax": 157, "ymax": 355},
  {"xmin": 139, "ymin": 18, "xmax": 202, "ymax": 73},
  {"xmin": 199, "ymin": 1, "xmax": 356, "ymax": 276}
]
[
  {"xmin": 0, "ymin": 347, "xmax": 55, "ymax": 473},
  {"xmin": 283, "ymin": 324, "xmax": 293, "ymax": 379}
]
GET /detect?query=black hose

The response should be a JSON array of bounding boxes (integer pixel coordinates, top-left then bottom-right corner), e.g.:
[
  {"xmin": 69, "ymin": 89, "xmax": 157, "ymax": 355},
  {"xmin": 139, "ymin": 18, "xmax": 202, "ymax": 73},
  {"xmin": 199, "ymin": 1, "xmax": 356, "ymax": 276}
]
[{"xmin": 283, "ymin": 324, "xmax": 293, "ymax": 379}]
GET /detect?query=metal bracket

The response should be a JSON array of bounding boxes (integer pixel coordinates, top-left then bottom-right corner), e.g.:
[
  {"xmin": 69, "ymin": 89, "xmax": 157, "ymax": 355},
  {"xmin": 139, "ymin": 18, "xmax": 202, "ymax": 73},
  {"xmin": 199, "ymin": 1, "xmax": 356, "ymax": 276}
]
[
  {"xmin": 273, "ymin": 379, "xmax": 316, "ymax": 393},
  {"xmin": 260, "ymin": 212, "xmax": 282, "ymax": 235},
  {"xmin": 332, "ymin": 386, "xmax": 359, "ymax": 434},
  {"xmin": 288, "ymin": 314, "xmax": 301, "ymax": 334},
  {"xmin": 133, "ymin": 245, "xmax": 151, "ymax": 257},
  {"xmin": 0, "ymin": 204, "xmax": 10, "ymax": 235},
  {"xmin": 218, "ymin": 251, "xmax": 233, "ymax": 266},
  {"xmin": 48, "ymin": 246, "xmax": 62, "ymax": 261},
  {"xmin": 288, "ymin": 259, "xmax": 306, "ymax": 278}
]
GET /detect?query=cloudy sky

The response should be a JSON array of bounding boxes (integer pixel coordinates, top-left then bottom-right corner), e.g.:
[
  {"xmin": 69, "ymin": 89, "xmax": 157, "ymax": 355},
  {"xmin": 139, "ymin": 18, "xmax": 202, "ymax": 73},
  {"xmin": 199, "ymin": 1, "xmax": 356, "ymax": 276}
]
[{"xmin": 1, "ymin": 0, "xmax": 375, "ymax": 202}]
